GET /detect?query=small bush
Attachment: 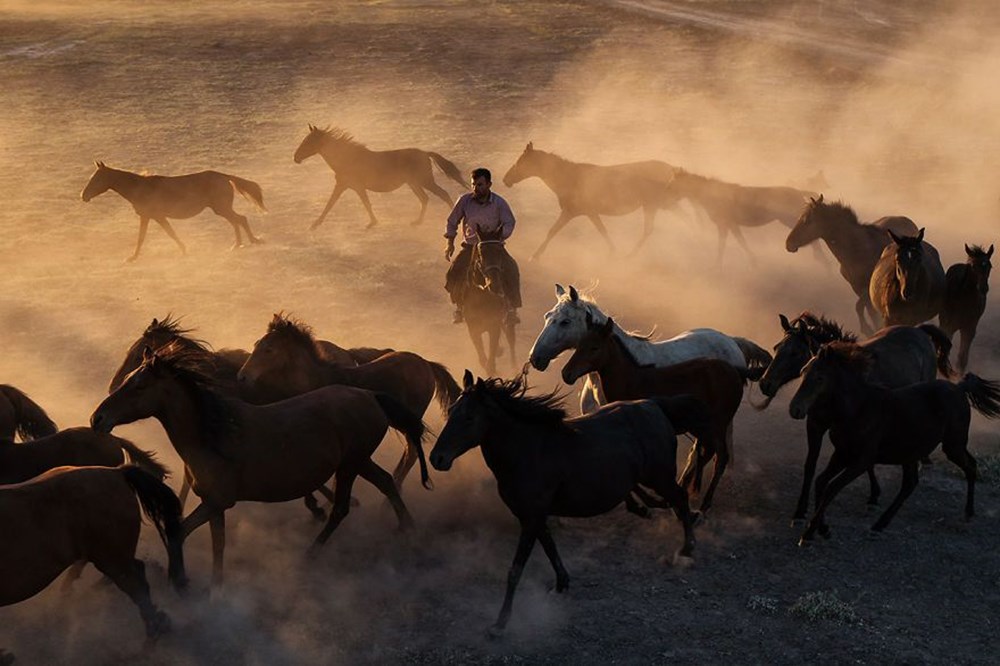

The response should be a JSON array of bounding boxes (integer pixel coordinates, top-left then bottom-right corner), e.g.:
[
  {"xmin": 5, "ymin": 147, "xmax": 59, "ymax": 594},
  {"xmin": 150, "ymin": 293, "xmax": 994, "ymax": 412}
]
[
  {"xmin": 789, "ymin": 591, "xmax": 863, "ymax": 625},
  {"xmin": 746, "ymin": 595, "xmax": 779, "ymax": 614}
]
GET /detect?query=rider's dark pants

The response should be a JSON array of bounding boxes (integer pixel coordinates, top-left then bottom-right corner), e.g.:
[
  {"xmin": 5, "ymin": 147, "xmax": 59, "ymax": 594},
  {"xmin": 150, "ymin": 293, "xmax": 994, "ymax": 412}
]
[{"xmin": 445, "ymin": 245, "xmax": 522, "ymax": 308}]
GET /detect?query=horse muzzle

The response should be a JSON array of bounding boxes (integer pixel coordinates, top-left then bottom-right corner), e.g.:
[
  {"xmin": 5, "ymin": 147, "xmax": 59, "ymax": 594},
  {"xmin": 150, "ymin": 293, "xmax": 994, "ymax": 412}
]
[
  {"xmin": 788, "ymin": 402, "xmax": 808, "ymax": 420},
  {"xmin": 90, "ymin": 411, "xmax": 113, "ymax": 434},
  {"xmin": 561, "ymin": 367, "xmax": 582, "ymax": 385},
  {"xmin": 429, "ymin": 451, "xmax": 453, "ymax": 472},
  {"xmin": 529, "ymin": 354, "xmax": 550, "ymax": 372}
]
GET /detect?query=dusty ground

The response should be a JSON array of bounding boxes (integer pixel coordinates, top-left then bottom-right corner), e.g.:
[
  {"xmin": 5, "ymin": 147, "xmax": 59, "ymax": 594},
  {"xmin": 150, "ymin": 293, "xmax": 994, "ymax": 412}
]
[{"xmin": 1, "ymin": 0, "xmax": 999, "ymax": 663}]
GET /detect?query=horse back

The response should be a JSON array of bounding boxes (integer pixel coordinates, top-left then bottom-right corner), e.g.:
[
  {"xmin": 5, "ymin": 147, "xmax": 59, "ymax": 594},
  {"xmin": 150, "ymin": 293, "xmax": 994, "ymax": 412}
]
[
  {"xmin": 0, "ymin": 427, "xmax": 125, "ymax": 485},
  {"xmin": 862, "ymin": 326, "xmax": 938, "ymax": 387},
  {"xmin": 636, "ymin": 359, "xmax": 744, "ymax": 421}
]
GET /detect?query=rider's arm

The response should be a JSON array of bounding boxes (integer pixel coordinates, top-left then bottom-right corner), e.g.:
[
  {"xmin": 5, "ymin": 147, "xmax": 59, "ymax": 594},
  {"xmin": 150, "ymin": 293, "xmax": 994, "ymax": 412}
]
[
  {"xmin": 498, "ymin": 198, "xmax": 516, "ymax": 240},
  {"xmin": 445, "ymin": 195, "xmax": 466, "ymax": 240}
]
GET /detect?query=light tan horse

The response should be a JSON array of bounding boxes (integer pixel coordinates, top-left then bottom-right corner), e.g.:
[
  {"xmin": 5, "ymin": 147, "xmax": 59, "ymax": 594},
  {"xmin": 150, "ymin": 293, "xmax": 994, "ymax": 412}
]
[
  {"xmin": 1, "ymin": 465, "xmax": 186, "ymax": 644},
  {"xmin": 81, "ymin": 161, "xmax": 266, "ymax": 261},
  {"xmin": 92, "ymin": 343, "xmax": 430, "ymax": 586}
]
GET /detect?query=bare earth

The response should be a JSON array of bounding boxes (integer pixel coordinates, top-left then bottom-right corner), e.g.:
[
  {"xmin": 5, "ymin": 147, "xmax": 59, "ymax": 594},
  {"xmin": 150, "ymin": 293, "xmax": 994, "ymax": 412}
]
[{"xmin": 0, "ymin": 1, "xmax": 998, "ymax": 663}]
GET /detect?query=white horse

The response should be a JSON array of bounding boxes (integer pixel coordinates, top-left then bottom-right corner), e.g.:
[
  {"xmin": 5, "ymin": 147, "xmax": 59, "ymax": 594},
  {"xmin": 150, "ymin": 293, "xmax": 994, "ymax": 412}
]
[{"xmin": 528, "ymin": 285, "xmax": 771, "ymax": 412}]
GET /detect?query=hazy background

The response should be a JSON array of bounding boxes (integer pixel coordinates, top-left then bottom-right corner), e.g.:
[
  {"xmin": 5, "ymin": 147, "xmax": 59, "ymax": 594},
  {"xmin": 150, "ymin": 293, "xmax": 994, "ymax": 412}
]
[{"xmin": 2, "ymin": 1, "xmax": 999, "ymax": 663}]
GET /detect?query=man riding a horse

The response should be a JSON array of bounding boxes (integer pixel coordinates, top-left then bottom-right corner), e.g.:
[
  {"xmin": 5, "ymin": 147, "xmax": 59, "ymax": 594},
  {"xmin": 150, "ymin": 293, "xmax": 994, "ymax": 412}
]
[{"xmin": 444, "ymin": 167, "xmax": 521, "ymax": 324}]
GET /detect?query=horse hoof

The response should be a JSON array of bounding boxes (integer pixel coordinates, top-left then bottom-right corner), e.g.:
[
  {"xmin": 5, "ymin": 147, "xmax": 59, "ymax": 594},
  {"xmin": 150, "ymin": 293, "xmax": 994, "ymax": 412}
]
[
  {"xmin": 146, "ymin": 610, "xmax": 171, "ymax": 639},
  {"xmin": 797, "ymin": 536, "xmax": 812, "ymax": 548},
  {"xmin": 867, "ymin": 527, "xmax": 885, "ymax": 538},
  {"xmin": 486, "ymin": 624, "xmax": 506, "ymax": 640},
  {"xmin": 691, "ymin": 511, "xmax": 704, "ymax": 527},
  {"xmin": 124, "ymin": 256, "xmax": 138, "ymax": 264},
  {"xmin": 310, "ymin": 509, "xmax": 327, "ymax": 522},
  {"xmin": 672, "ymin": 552, "xmax": 695, "ymax": 568}
]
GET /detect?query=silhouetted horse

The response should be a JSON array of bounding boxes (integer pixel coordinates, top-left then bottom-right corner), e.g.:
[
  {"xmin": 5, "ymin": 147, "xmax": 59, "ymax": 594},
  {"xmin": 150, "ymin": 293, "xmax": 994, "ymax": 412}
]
[
  {"xmin": 81, "ymin": 161, "xmax": 265, "ymax": 261},
  {"xmin": 790, "ymin": 342, "xmax": 997, "ymax": 544},
  {"xmin": 462, "ymin": 227, "xmax": 518, "ymax": 375},
  {"xmin": 661, "ymin": 170, "xmax": 819, "ymax": 264},
  {"xmin": 940, "ymin": 244, "xmax": 993, "ymax": 372},
  {"xmin": 869, "ymin": 228, "xmax": 945, "ymax": 328},
  {"xmin": 237, "ymin": 313, "xmax": 459, "ymax": 487},
  {"xmin": 294, "ymin": 125, "xmax": 465, "ymax": 229},
  {"xmin": 758, "ymin": 312, "xmax": 953, "ymax": 522},
  {"xmin": 786, "ymin": 196, "xmax": 919, "ymax": 334},
  {"xmin": 0, "ymin": 385, "xmax": 57, "ymax": 442},
  {"xmin": 562, "ymin": 315, "xmax": 745, "ymax": 512},
  {"xmin": 502, "ymin": 143, "xmax": 678, "ymax": 259},
  {"xmin": 1, "ymin": 465, "xmax": 187, "ymax": 642},
  {"xmin": 429, "ymin": 371, "xmax": 699, "ymax": 635},
  {"xmin": 92, "ymin": 343, "xmax": 429, "ymax": 586}
]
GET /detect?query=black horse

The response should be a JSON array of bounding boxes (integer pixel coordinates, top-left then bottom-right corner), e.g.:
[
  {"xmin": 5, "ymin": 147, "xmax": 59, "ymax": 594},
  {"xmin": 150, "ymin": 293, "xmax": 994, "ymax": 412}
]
[
  {"xmin": 429, "ymin": 371, "xmax": 701, "ymax": 635},
  {"xmin": 460, "ymin": 228, "xmax": 518, "ymax": 375},
  {"xmin": 940, "ymin": 244, "xmax": 993, "ymax": 373}
]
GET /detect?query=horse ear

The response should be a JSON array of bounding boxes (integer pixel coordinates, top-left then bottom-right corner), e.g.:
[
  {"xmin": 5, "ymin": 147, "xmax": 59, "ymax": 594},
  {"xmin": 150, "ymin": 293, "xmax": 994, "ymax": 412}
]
[
  {"xmin": 150, "ymin": 317, "xmax": 159, "ymax": 327},
  {"xmin": 965, "ymin": 243, "xmax": 973, "ymax": 257},
  {"xmin": 463, "ymin": 369, "xmax": 474, "ymax": 390},
  {"xmin": 475, "ymin": 377, "xmax": 485, "ymax": 389},
  {"xmin": 817, "ymin": 193, "xmax": 823, "ymax": 203},
  {"xmin": 602, "ymin": 318, "xmax": 615, "ymax": 335},
  {"xmin": 555, "ymin": 284, "xmax": 566, "ymax": 297},
  {"xmin": 526, "ymin": 142, "xmax": 533, "ymax": 152},
  {"xmin": 989, "ymin": 244, "xmax": 995, "ymax": 258},
  {"xmin": 779, "ymin": 314, "xmax": 792, "ymax": 332},
  {"xmin": 916, "ymin": 228, "xmax": 925, "ymax": 243},
  {"xmin": 308, "ymin": 123, "xmax": 315, "ymax": 131},
  {"xmin": 887, "ymin": 229, "xmax": 902, "ymax": 245},
  {"xmin": 569, "ymin": 285, "xmax": 579, "ymax": 302}
]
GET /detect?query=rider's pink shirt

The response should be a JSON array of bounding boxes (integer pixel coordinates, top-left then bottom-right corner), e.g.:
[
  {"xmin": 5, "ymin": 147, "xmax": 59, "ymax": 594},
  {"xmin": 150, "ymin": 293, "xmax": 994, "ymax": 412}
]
[{"xmin": 445, "ymin": 192, "xmax": 516, "ymax": 246}]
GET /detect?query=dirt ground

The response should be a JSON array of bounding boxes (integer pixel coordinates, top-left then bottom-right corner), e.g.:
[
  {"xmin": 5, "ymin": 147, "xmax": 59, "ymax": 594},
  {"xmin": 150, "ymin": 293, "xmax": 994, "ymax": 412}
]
[{"xmin": 1, "ymin": 1, "xmax": 999, "ymax": 663}]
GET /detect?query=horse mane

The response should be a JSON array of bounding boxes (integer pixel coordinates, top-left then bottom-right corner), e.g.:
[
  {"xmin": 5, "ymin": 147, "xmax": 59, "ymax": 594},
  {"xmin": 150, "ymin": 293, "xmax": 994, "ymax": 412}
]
[
  {"xmin": 966, "ymin": 244, "xmax": 990, "ymax": 259},
  {"xmin": 475, "ymin": 376, "xmax": 571, "ymax": 432},
  {"xmin": 315, "ymin": 126, "xmax": 367, "ymax": 149},
  {"xmin": 146, "ymin": 314, "xmax": 213, "ymax": 351},
  {"xmin": 813, "ymin": 199, "xmax": 860, "ymax": 225},
  {"xmin": 558, "ymin": 290, "xmax": 655, "ymax": 342},
  {"xmin": 821, "ymin": 340, "xmax": 875, "ymax": 373},
  {"xmin": 150, "ymin": 341, "xmax": 238, "ymax": 444},
  {"xmin": 793, "ymin": 311, "xmax": 857, "ymax": 344},
  {"xmin": 265, "ymin": 313, "xmax": 323, "ymax": 362}
]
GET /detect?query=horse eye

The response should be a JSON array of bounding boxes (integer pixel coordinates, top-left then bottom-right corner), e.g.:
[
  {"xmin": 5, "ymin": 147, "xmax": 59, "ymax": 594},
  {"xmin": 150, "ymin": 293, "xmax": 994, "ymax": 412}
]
[{"xmin": 559, "ymin": 320, "xmax": 570, "ymax": 327}]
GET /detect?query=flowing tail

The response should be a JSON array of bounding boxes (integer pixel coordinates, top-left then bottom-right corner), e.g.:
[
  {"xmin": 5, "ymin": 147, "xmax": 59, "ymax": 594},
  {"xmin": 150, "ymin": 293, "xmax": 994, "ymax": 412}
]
[
  {"xmin": 0, "ymin": 385, "xmax": 57, "ymax": 441},
  {"xmin": 120, "ymin": 465, "xmax": 187, "ymax": 591},
  {"xmin": 427, "ymin": 152, "xmax": 466, "ymax": 188},
  {"xmin": 428, "ymin": 361, "xmax": 462, "ymax": 414},
  {"xmin": 918, "ymin": 324, "xmax": 955, "ymax": 378},
  {"xmin": 116, "ymin": 437, "xmax": 170, "ymax": 481},
  {"xmin": 733, "ymin": 338, "xmax": 773, "ymax": 382},
  {"xmin": 348, "ymin": 346, "xmax": 395, "ymax": 365},
  {"xmin": 959, "ymin": 374, "xmax": 1000, "ymax": 418},
  {"xmin": 227, "ymin": 175, "xmax": 267, "ymax": 212},
  {"xmin": 373, "ymin": 392, "xmax": 432, "ymax": 490}
]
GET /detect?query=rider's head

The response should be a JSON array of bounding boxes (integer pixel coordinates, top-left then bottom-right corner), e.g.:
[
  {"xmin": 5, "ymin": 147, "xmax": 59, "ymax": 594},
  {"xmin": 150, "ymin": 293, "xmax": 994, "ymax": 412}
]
[{"xmin": 471, "ymin": 168, "xmax": 492, "ymax": 200}]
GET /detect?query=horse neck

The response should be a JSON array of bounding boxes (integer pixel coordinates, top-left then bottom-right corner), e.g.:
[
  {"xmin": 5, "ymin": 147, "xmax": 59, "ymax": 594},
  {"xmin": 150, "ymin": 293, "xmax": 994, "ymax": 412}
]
[
  {"xmin": 477, "ymin": 411, "xmax": 545, "ymax": 479},
  {"xmin": 318, "ymin": 138, "xmax": 363, "ymax": 169},
  {"xmin": 583, "ymin": 304, "xmax": 656, "ymax": 363},
  {"xmin": 154, "ymin": 384, "xmax": 232, "ymax": 470},
  {"xmin": 106, "ymin": 168, "xmax": 144, "ymax": 200},
  {"xmin": 530, "ymin": 152, "xmax": 577, "ymax": 193},
  {"xmin": 824, "ymin": 365, "xmax": 875, "ymax": 419},
  {"xmin": 588, "ymin": 338, "xmax": 639, "ymax": 400}
]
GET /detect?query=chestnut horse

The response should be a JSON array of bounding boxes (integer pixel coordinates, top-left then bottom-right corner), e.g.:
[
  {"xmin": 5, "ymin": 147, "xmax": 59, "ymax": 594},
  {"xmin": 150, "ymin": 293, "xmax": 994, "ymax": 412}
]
[
  {"xmin": 92, "ymin": 343, "xmax": 430, "ymax": 585},
  {"xmin": 869, "ymin": 228, "xmax": 946, "ymax": 328},
  {"xmin": 81, "ymin": 161, "xmax": 266, "ymax": 261},
  {"xmin": 562, "ymin": 315, "xmax": 745, "ymax": 512},
  {"xmin": 461, "ymin": 227, "xmax": 518, "ymax": 375},
  {"xmin": 1, "ymin": 465, "xmax": 187, "ymax": 643}
]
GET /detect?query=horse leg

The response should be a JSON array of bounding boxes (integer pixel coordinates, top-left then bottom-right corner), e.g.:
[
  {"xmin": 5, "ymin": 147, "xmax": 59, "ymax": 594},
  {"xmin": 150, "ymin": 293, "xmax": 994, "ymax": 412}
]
[
  {"xmin": 303, "ymin": 493, "xmax": 327, "ymax": 521},
  {"xmin": 729, "ymin": 224, "xmax": 756, "ymax": 265},
  {"xmin": 530, "ymin": 210, "xmax": 575, "ymax": 261},
  {"xmin": 870, "ymin": 463, "xmax": 919, "ymax": 532},
  {"xmin": 60, "ymin": 561, "xmax": 87, "ymax": 593},
  {"xmin": 126, "ymin": 216, "xmax": 150, "ymax": 262},
  {"xmin": 865, "ymin": 466, "xmax": 881, "ymax": 509},
  {"xmin": 624, "ymin": 492, "xmax": 652, "ymax": 518},
  {"xmin": 585, "ymin": 213, "xmax": 617, "ymax": 254},
  {"xmin": 793, "ymin": 416, "xmax": 826, "ymax": 523},
  {"xmin": 468, "ymin": 327, "xmax": 490, "ymax": 373},
  {"xmin": 178, "ymin": 466, "xmax": 194, "ymax": 510},
  {"xmin": 800, "ymin": 452, "xmax": 852, "ymax": 543},
  {"xmin": 697, "ymin": 438, "xmax": 728, "ymax": 513},
  {"xmin": 406, "ymin": 184, "xmax": 430, "ymax": 226},
  {"xmin": 942, "ymin": 436, "xmax": 977, "ymax": 519},
  {"xmin": 492, "ymin": 519, "xmax": 540, "ymax": 635},
  {"xmin": 486, "ymin": 326, "xmax": 500, "ymax": 376},
  {"xmin": 957, "ymin": 327, "xmax": 974, "ymax": 374},
  {"xmin": 504, "ymin": 319, "xmax": 517, "ymax": 371},
  {"xmin": 209, "ymin": 512, "xmax": 226, "ymax": 587},
  {"xmin": 715, "ymin": 224, "xmax": 729, "ymax": 264},
  {"xmin": 358, "ymin": 458, "xmax": 414, "ymax": 531},
  {"xmin": 390, "ymin": 435, "xmax": 418, "ymax": 490},
  {"xmin": 312, "ymin": 468, "xmax": 358, "ymax": 549},
  {"xmin": 95, "ymin": 558, "xmax": 170, "ymax": 640},
  {"xmin": 855, "ymin": 297, "xmax": 874, "ymax": 336},
  {"xmin": 355, "ymin": 189, "xmax": 379, "ymax": 228},
  {"xmin": 678, "ymin": 439, "xmax": 699, "ymax": 493},
  {"xmin": 153, "ymin": 218, "xmax": 187, "ymax": 256},
  {"xmin": 230, "ymin": 211, "xmax": 262, "ymax": 244},
  {"xmin": 661, "ymin": 479, "xmax": 697, "ymax": 559},
  {"xmin": 311, "ymin": 182, "xmax": 346, "ymax": 230},
  {"xmin": 537, "ymin": 525, "xmax": 569, "ymax": 592}
]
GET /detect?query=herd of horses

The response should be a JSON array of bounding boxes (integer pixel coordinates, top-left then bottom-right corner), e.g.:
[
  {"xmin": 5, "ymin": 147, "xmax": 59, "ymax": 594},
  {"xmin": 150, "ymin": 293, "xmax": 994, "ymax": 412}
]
[{"xmin": 0, "ymin": 127, "xmax": 990, "ymax": 655}]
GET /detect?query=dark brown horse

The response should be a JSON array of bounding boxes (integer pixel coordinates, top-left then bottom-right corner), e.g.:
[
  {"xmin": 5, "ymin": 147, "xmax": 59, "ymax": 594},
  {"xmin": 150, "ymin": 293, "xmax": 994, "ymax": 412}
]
[
  {"xmin": 0, "ymin": 385, "xmax": 57, "ymax": 442},
  {"xmin": 92, "ymin": 343, "xmax": 430, "ymax": 585},
  {"xmin": 757, "ymin": 312, "xmax": 953, "ymax": 522},
  {"xmin": 1, "ymin": 465, "xmax": 187, "ymax": 642},
  {"xmin": 786, "ymin": 196, "xmax": 919, "ymax": 334},
  {"xmin": 869, "ymin": 228, "xmax": 946, "ymax": 328},
  {"xmin": 429, "ymin": 372, "xmax": 699, "ymax": 635},
  {"xmin": 940, "ymin": 244, "xmax": 993, "ymax": 372},
  {"xmin": 502, "ymin": 143, "xmax": 678, "ymax": 259},
  {"xmin": 237, "ymin": 314, "xmax": 459, "ymax": 487},
  {"xmin": 461, "ymin": 227, "xmax": 518, "ymax": 375},
  {"xmin": 789, "ymin": 342, "xmax": 997, "ymax": 544},
  {"xmin": 661, "ymin": 170, "xmax": 820, "ymax": 264},
  {"xmin": 81, "ymin": 161, "xmax": 265, "ymax": 261},
  {"xmin": 294, "ymin": 125, "xmax": 465, "ymax": 229},
  {"xmin": 562, "ymin": 315, "xmax": 745, "ymax": 512}
]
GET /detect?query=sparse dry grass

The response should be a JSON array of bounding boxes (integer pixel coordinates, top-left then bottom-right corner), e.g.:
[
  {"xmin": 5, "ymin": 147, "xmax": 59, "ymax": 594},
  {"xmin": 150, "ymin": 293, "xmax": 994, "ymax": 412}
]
[{"xmin": 789, "ymin": 591, "xmax": 864, "ymax": 626}]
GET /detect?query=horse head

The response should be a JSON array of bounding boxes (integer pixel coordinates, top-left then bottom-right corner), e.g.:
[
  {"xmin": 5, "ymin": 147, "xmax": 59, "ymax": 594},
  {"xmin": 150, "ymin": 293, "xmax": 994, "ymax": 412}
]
[
  {"xmin": 759, "ymin": 313, "xmax": 815, "ymax": 398},
  {"xmin": 94, "ymin": 345, "xmax": 169, "ymax": 432},
  {"xmin": 429, "ymin": 369, "xmax": 492, "ymax": 471},
  {"xmin": 965, "ymin": 243, "xmax": 994, "ymax": 295},
  {"xmin": 502, "ymin": 142, "xmax": 539, "ymax": 187},
  {"xmin": 473, "ymin": 227, "xmax": 507, "ymax": 293},
  {"xmin": 81, "ymin": 161, "xmax": 112, "ymax": 202},
  {"xmin": 561, "ymin": 313, "xmax": 615, "ymax": 385},
  {"xmin": 786, "ymin": 194, "xmax": 825, "ymax": 252},
  {"xmin": 888, "ymin": 228, "xmax": 925, "ymax": 301},
  {"xmin": 789, "ymin": 342, "xmax": 873, "ymax": 420},
  {"xmin": 294, "ymin": 125, "xmax": 327, "ymax": 164},
  {"xmin": 237, "ymin": 313, "xmax": 319, "ymax": 402},
  {"xmin": 528, "ymin": 283, "xmax": 593, "ymax": 371}
]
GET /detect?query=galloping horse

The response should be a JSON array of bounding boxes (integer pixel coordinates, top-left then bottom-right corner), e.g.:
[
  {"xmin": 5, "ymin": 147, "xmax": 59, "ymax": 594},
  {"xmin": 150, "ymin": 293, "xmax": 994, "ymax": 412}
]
[
  {"xmin": 790, "ymin": 342, "xmax": 996, "ymax": 544},
  {"xmin": 786, "ymin": 196, "xmax": 918, "ymax": 334},
  {"xmin": 757, "ymin": 312, "xmax": 953, "ymax": 523},
  {"xmin": 294, "ymin": 125, "xmax": 465, "ymax": 229},
  {"xmin": 0, "ymin": 384, "xmax": 57, "ymax": 442},
  {"xmin": 1, "ymin": 465, "xmax": 187, "ymax": 643},
  {"xmin": 940, "ymin": 244, "xmax": 993, "ymax": 372},
  {"xmin": 237, "ymin": 313, "xmax": 459, "ymax": 487},
  {"xmin": 461, "ymin": 227, "xmax": 518, "ymax": 375},
  {"xmin": 81, "ymin": 162, "xmax": 265, "ymax": 262},
  {"xmin": 429, "ymin": 372, "xmax": 699, "ymax": 635},
  {"xmin": 528, "ymin": 284, "xmax": 770, "ymax": 413},
  {"xmin": 92, "ymin": 343, "xmax": 430, "ymax": 585},
  {"xmin": 869, "ymin": 228, "xmax": 946, "ymax": 328},
  {"xmin": 562, "ymin": 315, "xmax": 746, "ymax": 512},
  {"xmin": 502, "ymin": 143, "xmax": 678, "ymax": 259}
]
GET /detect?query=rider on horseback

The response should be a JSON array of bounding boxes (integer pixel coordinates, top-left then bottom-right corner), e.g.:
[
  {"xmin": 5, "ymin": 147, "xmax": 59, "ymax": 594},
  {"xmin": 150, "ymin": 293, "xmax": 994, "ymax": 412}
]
[{"xmin": 444, "ymin": 167, "xmax": 521, "ymax": 324}]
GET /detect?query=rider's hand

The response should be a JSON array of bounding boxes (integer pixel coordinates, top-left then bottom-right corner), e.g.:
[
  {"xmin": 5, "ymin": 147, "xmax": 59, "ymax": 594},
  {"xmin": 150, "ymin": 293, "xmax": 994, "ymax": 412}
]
[{"xmin": 445, "ymin": 239, "xmax": 455, "ymax": 261}]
